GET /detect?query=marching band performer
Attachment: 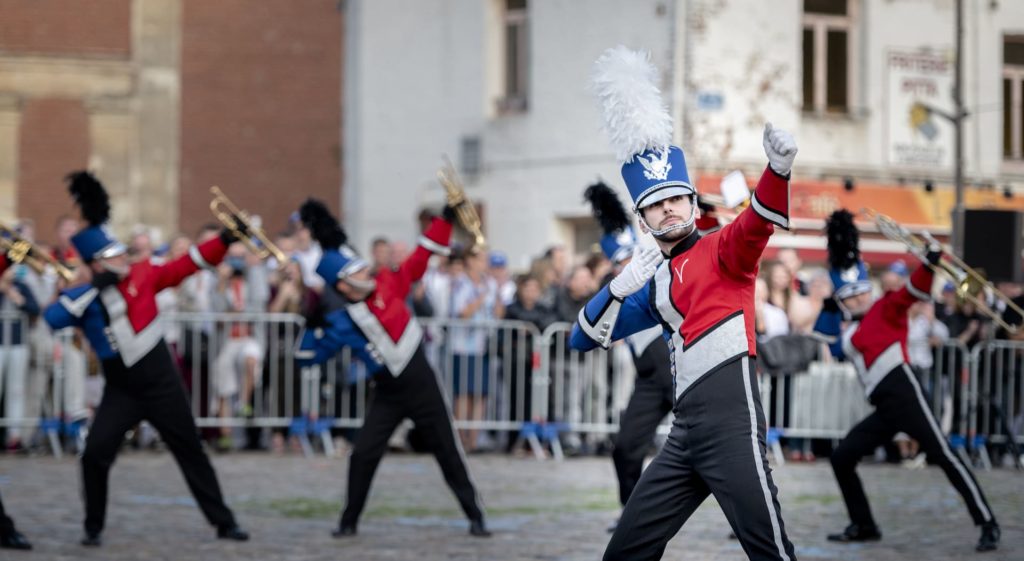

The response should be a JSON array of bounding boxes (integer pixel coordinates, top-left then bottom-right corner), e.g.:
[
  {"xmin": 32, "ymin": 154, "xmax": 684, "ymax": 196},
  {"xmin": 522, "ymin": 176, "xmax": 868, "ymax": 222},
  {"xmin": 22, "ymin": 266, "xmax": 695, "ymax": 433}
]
[
  {"xmin": 0, "ymin": 252, "xmax": 31, "ymax": 552},
  {"xmin": 43, "ymin": 172, "xmax": 249, "ymax": 546},
  {"xmin": 582, "ymin": 181, "xmax": 673, "ymax": 521},
  {"xmin": 828, "ymin": 243, "xmax": 1000, "ymax": 552},
  {"xmin": 572, "ymin": 47, "xmax": 799, "ymax": 561},
  {"xmin": 294, "ymin": 199, "xmax": 489, "ymax": 538}
]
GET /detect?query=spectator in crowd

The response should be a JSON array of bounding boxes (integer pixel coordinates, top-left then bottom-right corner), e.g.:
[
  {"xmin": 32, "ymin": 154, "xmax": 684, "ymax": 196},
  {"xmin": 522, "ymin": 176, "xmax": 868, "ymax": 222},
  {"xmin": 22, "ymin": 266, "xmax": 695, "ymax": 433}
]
[
  {"xmin": 529, "ymin": 256, "xmax": 559, "ymax": 309},
  {"xmin": 880, "ymin": 260, "xmax": 908, "ymax": 292},
  {"xmin": 584, "ymin": 252, "xmax": 612, "ymax": 288},
  {"xmin": 267, "ymin": 258, "xmax": 319, "ymax": 454},
  {"xmin": 545, "ymin": 245, "xmax": 569, "ymax": 288},
  {"xmin": 291, "ymin": 215, "xmax": 324, "ymax": 291},
  {"xmin": 0, "ymin": 264, "xmax": 40, "ymax": 451},
  {"xmin": 211, "ymin": 243, "xmax": 267, "ymax": 451},
  {"xmin": 450, "ymin": 247, "xmax": 504, "ymax": 451},
  {"xmin": 553, "ymin": 265, "xmax": 597, "ymax": 452},
  {"xmin": 788, "ymin": 267, "xmax": 832, "ymax": 334},
  {"xmin": 900, "ymin": 300, "xmax": 950, "ymax": 466},
  {"xmin": 503, "ymin": 274, "xmax": 557, "ymax": 450},
  {"xmin": 489, "ymin": 251, "xmax": 516, "ymax": 306},
  {"xmin": 777, "ymin": 247, "xmax": 806, "ymax": 295},
  {"xmin": 754, "ymin": 276, "xmax": 789, "ymax": 340},
  {"xmin": 765, "ymin": 261, "xmax": 796, "ymax": 323},
  {"xmin": 370, "ymin": 237, "xmax": 393, "ymax": 275},
  {"xmin": 554, "ymin": 266, "xmax": 596, "ymax": 323}
]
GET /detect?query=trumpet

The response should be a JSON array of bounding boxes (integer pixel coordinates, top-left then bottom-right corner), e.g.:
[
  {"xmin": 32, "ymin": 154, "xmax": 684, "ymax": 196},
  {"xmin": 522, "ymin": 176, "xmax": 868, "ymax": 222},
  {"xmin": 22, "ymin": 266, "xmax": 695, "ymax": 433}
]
[
  {"xmin": 209, "ymin": 186, "xmax": 287, "ymax": 264},
  {"xmin": 862, "ymin": 208, "xmax": 1024, "ymax": 334},
  {"xmin": 0, "ymin": 224, "xmax": 75, "ymax": 283},
  {"xmin": 437, "ymin": 157, "xmax": 486, "ymax": 251}
]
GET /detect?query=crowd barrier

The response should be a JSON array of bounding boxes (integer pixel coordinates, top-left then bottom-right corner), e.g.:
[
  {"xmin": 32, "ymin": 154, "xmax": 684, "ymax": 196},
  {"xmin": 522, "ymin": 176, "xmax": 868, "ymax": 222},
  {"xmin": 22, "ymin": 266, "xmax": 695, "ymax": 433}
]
[{"xmin": 0, "ymin": 312, "xmax": 1020, "ymax": 467}]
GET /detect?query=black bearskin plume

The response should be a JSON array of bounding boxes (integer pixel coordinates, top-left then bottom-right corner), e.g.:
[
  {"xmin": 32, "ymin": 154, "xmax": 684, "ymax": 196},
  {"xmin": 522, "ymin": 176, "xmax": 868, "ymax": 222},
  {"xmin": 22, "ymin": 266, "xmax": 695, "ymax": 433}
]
[
  {"xmin": 299, "ymin": 198, "xmax": 347, "ymax": 250},
  {"xmin": 826, "ymin": 209, "xmax": 860, "ymax": 270},
  {"xmin": 583, "ymin": 180, "xmax": 630, "ymax": 234},
  {"xmin": 66, "ymin": 171, "xmax": 110, "ymax": 227}
]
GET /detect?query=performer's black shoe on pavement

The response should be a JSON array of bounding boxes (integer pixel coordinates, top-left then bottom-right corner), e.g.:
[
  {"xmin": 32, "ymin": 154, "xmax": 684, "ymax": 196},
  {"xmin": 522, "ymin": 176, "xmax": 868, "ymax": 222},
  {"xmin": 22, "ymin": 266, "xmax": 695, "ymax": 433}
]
[
  {"xmin": 469, "ymin": 519, "xmax": 492, "ymax": 537},
  {"xmin": 827, "ymin": 523, "xmax": 882, "ymax": 543},
  {"xmin": 0, "ymin": 530, "xmax": 32, "ymax": 550},
  {"xmin": 976, "ymin": 521, "xmax": 1000, "ymax": 552},
  {"xmin": 216, "ymin": 524, "xmax": 250, "ymax": 541},
  {"xmin": 80, "ymin": 531, "xmax": 102, "ymax": 547},
  {"xmin": 332, "ymin": 524, "xmax": 357, "ymax": 538}
]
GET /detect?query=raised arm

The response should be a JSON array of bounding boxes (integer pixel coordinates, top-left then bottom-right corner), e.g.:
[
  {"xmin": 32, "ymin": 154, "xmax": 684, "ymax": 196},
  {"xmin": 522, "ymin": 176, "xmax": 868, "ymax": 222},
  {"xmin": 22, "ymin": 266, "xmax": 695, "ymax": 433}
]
[
  {"xmin": 294, "ymin": 310, "xmax": 360, "ymax": 367},
  {"xmin": 884, "ymin": 259, "xmax": 936, "ymax": 320},
  {"xmin": 717, "ymin": 124, "xmax": 797, "ymax": 279},
  {"xmin": 154, "ymin": 236, "xmax": 230, "ymax": 292},
  {"xmin": 394, "ymin": 216, "xmax": 452, "ymax": 298}
]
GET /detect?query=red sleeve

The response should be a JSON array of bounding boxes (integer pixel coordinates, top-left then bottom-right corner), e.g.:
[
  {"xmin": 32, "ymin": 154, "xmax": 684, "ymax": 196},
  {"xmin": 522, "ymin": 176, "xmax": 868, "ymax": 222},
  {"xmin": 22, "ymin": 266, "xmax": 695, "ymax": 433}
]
[
  {"xmin": 393, "ymin": 217, "xmax": 452, "ymax": 298},
  {"xmin": 888, "ymin": 261, "xmax": 935, "ymax": 313},
  {"xmin": 153, "ymin": 236, "xmax": 229, "ymax": 291},
  {"xmin": 716, "ymin": 166, "xmax": 787, "ymax": 279},
  {"xmin": 0, "ymin": 255, "xmax": 8, "ymax": 276}
]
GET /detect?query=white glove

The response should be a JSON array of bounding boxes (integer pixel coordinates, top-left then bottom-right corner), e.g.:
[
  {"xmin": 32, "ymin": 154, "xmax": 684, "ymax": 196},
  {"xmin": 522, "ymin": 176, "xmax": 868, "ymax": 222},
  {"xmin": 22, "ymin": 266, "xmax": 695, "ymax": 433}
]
[
  {"xmin": 763, "ymin": 122, "xmax": 798, "ymax": 176},
  {"xmin": 609, "ymin": 246, "xmax": 663, "ymax": 298}
]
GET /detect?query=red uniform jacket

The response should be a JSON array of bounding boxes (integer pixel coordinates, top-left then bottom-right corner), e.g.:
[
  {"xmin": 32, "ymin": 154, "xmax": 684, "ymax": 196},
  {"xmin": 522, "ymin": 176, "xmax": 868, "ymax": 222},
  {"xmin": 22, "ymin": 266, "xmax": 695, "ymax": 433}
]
[
  {"xmin": 346, "ymin": 218, "xmax": 452, "ymax": 375},
  {"xmin": 843, "ymin": 263, "xmax": 934, "ymax": 396}
]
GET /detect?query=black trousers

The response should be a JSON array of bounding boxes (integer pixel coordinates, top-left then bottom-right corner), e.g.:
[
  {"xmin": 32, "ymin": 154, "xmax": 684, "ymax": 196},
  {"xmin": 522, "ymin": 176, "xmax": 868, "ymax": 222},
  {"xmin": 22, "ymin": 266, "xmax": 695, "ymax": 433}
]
[
  {"xmin": 0, "ymin": 492, "xmax": 15, "ymax": 536},
  {"xmin": 831, "ymin": 364, "xmax": 995, "ymax": 528},
  {"xmin": 83, "ymin": 343, "xmax": 236, "ymax": 535},
  {"xmin": 613, "ymin": 342, "xmax": 674, "ymax": 506},
  {"xmin": 605, "ymin": 357, "xmax": 796, "ymax": 561},
  {"xmin": 340, "ymin": 345, "xmax": 484, "ymax": 527}
]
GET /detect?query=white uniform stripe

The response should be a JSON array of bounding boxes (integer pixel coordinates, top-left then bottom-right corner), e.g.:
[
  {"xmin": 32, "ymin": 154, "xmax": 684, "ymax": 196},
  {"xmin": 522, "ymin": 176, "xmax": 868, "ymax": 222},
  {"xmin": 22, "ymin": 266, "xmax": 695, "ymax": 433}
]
[
  {"xmin": 418, "ymin": 235, "xmax": 451, "ymax": 256},
  {"xmin": 577, "ymin": 300, "xmax": 621, "ymax": 348},
  {"xmin": 906, "ymin": 279, "xmax": 930, "ymax": 301},
  {"xmin": 430, "ymin": 364, "xmax": 486, "ymax": 519},
  {"xmin": 742, "ymin": 358, "xmax": 790, "ymax": 561},
  {"xmin": 751, "ymin": 192, "xmax": 789, "ymax": 230},
  {"xmin": 188, "ymin": 245, "xmax": 213, "ymax": 270},
  {"xmin": 902, "ymin": 365, "xmax": 992, "ymax": 522}
]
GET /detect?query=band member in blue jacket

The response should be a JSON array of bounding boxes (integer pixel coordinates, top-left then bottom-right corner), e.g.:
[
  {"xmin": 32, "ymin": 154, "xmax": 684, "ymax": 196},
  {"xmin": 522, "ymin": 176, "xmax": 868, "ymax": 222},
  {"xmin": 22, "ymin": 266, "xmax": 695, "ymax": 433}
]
[
  {"xmin": 294, "ymin": 199, "xmax": 489, "ymax": 538},
  {"xmin": 43, "ymin": 172, "xmax": 249, "ymax": 546}
]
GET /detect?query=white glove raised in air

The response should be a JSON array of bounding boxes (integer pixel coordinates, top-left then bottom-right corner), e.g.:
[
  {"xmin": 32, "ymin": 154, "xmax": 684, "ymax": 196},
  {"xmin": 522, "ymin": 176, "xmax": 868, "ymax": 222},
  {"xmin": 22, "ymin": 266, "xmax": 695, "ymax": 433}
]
[
  {"xmin": 762, "ymin": 122, "xmax": 798, "ymax": 176},
  {"xmin": 609, "ymin": 246, "xmax": 664, "ymax": 298}
]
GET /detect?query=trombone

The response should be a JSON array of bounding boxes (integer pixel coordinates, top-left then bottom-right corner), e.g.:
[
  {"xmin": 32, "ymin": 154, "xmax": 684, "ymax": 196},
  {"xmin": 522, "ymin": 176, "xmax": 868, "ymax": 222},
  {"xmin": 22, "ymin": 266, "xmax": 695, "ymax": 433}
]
[
  {"xmin": 437, "ymin": 157, "xmax": 486, "ymax": 251},
  {"xmin": 862, "ymin": 208, "xmax": 1024, "ymax": 334},
  {"xmin": 0, "ymin": 224, "xmax": 75, "ymax": 283},
  {"xmin": 209, "ymin": 186, "xmax": 287, "ymax": 264}
]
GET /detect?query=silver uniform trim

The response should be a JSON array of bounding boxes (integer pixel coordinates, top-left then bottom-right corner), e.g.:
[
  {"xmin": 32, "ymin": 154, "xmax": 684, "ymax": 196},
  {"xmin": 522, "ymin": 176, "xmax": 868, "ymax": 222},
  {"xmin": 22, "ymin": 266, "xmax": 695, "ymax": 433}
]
[
  {"xmin": 852, "ymin": 341, "xmax": 903, "ymax": 397},
  {"xmin": 577, "ymin": 298, "xmax": 621, "ymax": 349},
  {"xmin": 626, "ymin": 325, "xmax": 663, "ymax": 356},
  {"xmin": 417, "ymin": 235, "xmax": 451, "ymax": 257},
  {"xmin": 902, "ymin": 364, "xmax": 993, "ymax": 522},
  {"xmin": 906, "ymin": 278, "xmax": 930, "ymax": 301},
  {"xmin": 347, "ymin": 302, "xmax": 423, "ymax": 376},
  {"xmin": 751, "ymin": 190, "xmax": 789, "ymax": 230},
  {"xmin": 653, "ymin": 263, "xmax": 685, "ymax": 394},
  {"xmin": 673, "ymin": 313, "xmax": 748, "ymax": 400},
  {"xmin": 188, "ymin": 245, "xmax": 213, "ymax": 270},
  {"xmin": 99, "ymin": 287, "xmax": 165, "ymax": 367},
  {"xmin": 742, "ymin": 358, "xmax": 792, "ymax": 561},
  {"xmin": 59, "ymin": 288, "xmax": 99, "ymax": 318}
]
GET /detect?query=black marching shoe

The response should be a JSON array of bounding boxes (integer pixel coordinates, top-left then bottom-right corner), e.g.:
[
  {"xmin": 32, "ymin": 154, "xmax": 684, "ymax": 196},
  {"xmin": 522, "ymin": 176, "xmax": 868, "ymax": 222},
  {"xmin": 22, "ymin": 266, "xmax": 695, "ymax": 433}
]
[
  {"xmin": 332, "ymin": 524, "xmax": 357, "ymax": 538},
  {"xmin": 827, "ymin": 523, "xmax": 882, "ymax": 543},
  {"xmin": 0, "ymin": 530, "xmax": 32, "ymax": 550},
  {"xmin": 977, "ymin": 521, "xmax": 1000, "ymax": 552},
  {"xmin": 469, "ymin": 519, "xmax": 492, "ymax": 538},
  {"xmin": 80, "ymin": 531, "xmax": 102, "ymax": 547},
  {"xmin": 216, "ymin": 524, "xmax": 250, "ymax": 541}
]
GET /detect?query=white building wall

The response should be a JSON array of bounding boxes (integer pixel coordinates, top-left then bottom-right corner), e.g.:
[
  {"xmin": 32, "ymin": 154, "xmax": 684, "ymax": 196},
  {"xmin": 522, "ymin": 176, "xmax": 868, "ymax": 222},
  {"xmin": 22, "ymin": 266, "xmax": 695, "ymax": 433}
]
[{"xmin": 344, "ymin": 0, "xmax": 1024, "ymax": 271}]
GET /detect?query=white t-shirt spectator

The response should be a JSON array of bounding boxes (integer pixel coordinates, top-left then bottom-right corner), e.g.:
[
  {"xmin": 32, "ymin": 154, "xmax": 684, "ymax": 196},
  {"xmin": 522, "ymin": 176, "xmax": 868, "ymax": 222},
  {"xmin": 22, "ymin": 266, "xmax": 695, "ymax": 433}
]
[
  {"xmin": 449, "ymin": 273, "xmax": 499, "ymax": 356},
  {"xmin": 762, "ymin": 302, "xmax": 790, "ymax": 339},
  {"xmin": 908, "ymin": 314, "xmax": 949, "ymax": 370}
]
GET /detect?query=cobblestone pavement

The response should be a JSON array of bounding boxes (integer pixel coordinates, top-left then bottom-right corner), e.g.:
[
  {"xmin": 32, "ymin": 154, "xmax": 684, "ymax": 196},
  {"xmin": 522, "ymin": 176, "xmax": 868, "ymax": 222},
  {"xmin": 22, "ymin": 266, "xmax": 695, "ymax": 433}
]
[{"xmin": 0, "ymin": 450, "xmax": 1021, "ymax": 560}]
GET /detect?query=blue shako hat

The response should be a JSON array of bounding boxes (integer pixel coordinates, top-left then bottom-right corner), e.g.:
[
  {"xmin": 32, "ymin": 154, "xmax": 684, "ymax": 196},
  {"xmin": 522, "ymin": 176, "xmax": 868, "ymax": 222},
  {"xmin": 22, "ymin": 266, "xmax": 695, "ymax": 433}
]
[
  {"xmin": 826, "ymin": 209, "xmax": 871, "ymax": 301},
  {"xmin": 299, "ymin": 198, "xmax": 368, "ymax": 285},
  {"xmin": 583, "ymin": 180, "xmax": 638, "ymax": 263},
  {"xmin": 621, "ymin": 146, "xmax": 694, "ymax": 210},
  {"xmin": 66, "ymin": 171, "xmax": 126, "ymax": 263},
  {"xmin": 591, "ymin": 47, "xmax": 694, "ymax": 211}
]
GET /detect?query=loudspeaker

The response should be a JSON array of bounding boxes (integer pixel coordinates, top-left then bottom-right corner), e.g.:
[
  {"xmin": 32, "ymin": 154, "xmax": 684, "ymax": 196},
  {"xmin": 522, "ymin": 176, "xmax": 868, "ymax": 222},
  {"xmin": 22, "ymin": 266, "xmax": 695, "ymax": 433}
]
[{"xmin": 962, "ymin": 209, "xmax": 1024, "ymax": 283}]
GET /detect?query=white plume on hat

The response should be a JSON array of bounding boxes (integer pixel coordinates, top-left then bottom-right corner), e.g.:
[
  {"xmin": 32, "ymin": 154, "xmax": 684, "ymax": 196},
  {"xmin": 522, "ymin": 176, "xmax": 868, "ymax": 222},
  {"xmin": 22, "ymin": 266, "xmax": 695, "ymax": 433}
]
[{"xmin": 590, "ymin": 46, "xmax": 673, "ymax": 164}]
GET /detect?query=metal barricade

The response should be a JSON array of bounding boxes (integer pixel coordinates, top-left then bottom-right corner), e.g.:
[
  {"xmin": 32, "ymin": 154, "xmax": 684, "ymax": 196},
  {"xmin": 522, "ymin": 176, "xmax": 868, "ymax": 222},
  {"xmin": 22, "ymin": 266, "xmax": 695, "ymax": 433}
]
[{"xmin": 970, "ymin": 340, "xmax": 1024, "ymax": 456}]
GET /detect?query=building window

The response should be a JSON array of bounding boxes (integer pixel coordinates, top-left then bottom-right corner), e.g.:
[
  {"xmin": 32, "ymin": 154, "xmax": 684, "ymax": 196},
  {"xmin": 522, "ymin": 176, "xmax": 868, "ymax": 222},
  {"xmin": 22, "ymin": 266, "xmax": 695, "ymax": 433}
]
[
  {"xmin": 802, "ymin": 0, "xmax": 855, "ymax": 114},
  {"xmin": 497, "ymin": 0, "xmax": 528, "ymax": 114},
  {"xmin": 1003, "ymin": 36, "xmax": 1024, "ymax": 160}
]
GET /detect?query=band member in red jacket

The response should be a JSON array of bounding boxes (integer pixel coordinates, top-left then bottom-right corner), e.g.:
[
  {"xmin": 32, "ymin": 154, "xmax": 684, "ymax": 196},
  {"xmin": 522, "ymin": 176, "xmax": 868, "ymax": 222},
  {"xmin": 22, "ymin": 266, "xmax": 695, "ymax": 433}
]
[
  {"xmin": 574, "ymin": 47, "xmax": 798, "ymax": 561},
  {"xmin": 829, "ymin": 247, "xmax": 1000, "ymax": 552},
  {"xmin": 43, "ymin": 172, "xmax": 249, "ymax": 547},
  {"xmin": 295, "ymin": 200, "xmax": 489, "ymax": 538}
]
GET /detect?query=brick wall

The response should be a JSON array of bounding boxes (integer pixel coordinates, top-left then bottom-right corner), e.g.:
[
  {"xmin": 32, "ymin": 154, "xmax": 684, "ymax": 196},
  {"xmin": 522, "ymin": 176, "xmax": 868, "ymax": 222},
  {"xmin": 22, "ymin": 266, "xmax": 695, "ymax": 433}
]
[
  {"xmin": 0, "ymin": 0, "xmax": 131, "ymax": 58},
  {"xmin": 180, "ymin": 0, "xmax": 342, "ymax": 238},
  {"xmin": 17, "ymin": 98, "xmax": 90, "ymax": 242}
]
